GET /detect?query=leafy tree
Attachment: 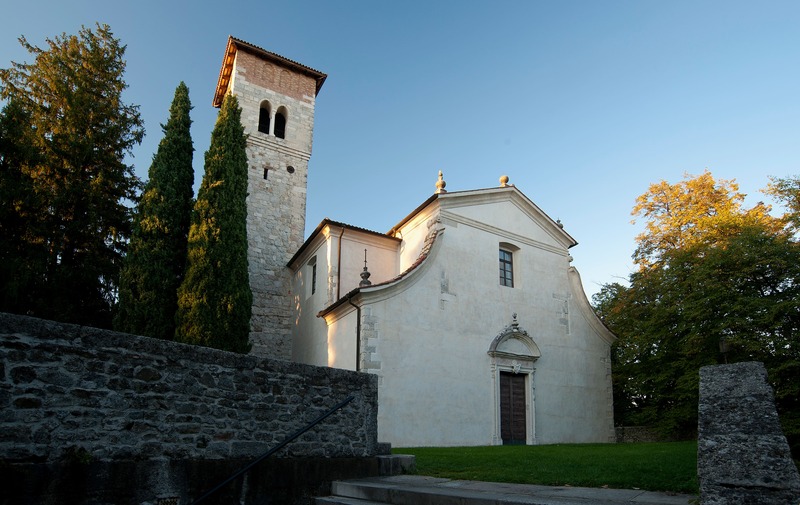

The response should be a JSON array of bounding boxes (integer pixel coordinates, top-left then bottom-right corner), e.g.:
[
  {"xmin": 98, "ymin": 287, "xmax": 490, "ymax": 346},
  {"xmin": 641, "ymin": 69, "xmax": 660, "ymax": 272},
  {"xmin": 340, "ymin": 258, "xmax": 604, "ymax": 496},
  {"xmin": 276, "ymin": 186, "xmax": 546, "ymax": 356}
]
[
  {"xmin": 592, "ymin": 282, "xmax": 648, "ymax": 425},
  {"xmin": 765, "ymin": 174, "xmax": 800, "ymax": 234},
  {"xmin": 599, "ymin": 226, "xmax": 800, "ymax": 438},
  {"xmin": 0, "ymin": 24, "xmax": 143, "ymax": 327},
  {"xmin": 632, "ymin": 170, "xmax": 776, "ymax": 267},
  {"xmin": 115, "ymin": 82, "xmax": 194, "ymax": 338},
  {"xmin": 175, "ymin": 93, "xmax": 251, "ymax": 353},
  {"xmin": 596, "ymin": 171, "xmax": 799, "ymax": 446}
]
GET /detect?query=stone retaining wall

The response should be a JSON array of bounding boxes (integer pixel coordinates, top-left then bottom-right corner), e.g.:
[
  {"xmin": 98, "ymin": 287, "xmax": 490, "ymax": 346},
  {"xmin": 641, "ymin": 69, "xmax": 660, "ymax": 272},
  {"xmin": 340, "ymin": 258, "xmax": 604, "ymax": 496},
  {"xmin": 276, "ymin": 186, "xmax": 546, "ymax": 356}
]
[
  {"xmin": 698, "ymin": 361, "xmax": 800, "ymax": 504},
  {"xmin": 614, "ymin": 426, "xmax": 663, "ymax": 443},
  {"xmin": 0, "ymin": 312, "xmax": 379, "ymax": 463},
  {"xmin": 4, "ymin": 456, "xmax": 380, "ymax": 505}
]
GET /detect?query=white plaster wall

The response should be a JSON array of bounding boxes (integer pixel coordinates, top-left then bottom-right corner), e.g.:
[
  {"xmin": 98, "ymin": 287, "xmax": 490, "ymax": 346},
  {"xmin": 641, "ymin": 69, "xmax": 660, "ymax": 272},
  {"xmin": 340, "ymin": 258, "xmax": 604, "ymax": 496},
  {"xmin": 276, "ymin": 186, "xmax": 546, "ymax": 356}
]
[
  {"xmin": 327, "ymin": 308, "xmax": 358, "ymax": 369},
  {"xmin": 394, "ymin": 201, "xmax": 438, "ymax": 271},
  {"xmin": 338, "ymin": 233, "xmax": 399, "ymax": 295},
  {"xmin": 290, "ymin": 238, "xmax": 329, "ymax": 367},
  {"xmin": 293, "ymin": 189, "xmax": 614, "ymax": 447},
  {"xmin": 445, "ymin": 197, "xmax": 569, "ymax": 251},
  {"xmin": 361, "ymin": 196, "xmax": 613, "ymax": 447},
  {"xmin": 291, "ymin": 225, "xmax": 399, "ymax": 368}
]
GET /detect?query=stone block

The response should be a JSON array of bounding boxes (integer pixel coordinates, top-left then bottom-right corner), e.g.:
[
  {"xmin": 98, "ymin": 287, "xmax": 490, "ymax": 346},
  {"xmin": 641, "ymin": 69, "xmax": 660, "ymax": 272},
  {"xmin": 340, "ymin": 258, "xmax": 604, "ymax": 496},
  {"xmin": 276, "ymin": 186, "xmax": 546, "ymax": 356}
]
[
  {"xmin": 698, "ymin": 361, "xmax": 800, "ymax": 504},
  {"xmin": 377, "ymin": 454, "xmax": 416, "ymax": 476}
]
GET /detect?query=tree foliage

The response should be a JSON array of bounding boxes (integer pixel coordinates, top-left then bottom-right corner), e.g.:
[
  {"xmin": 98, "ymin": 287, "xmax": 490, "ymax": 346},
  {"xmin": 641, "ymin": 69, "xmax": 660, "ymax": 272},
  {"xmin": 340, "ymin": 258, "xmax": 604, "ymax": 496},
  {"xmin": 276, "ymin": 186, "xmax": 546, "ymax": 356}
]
[
  {"xmin": 0, "ymin": 98, "xmax": 45, "ymax": 312},
  {"xmin": 115, "ymin": 82, "xmax": 194, "ymax": 338},
  {"xmin": 0, "ymin": 24, "xmax": 143, "ymax": 327},
  {"xmin": 596, "ymin": 171, "xmax": 800, "ymax": 452},
  {"xmin": 632, "ymin": 170, "xmax": 776, "ymax": 267},
  {"xmin": 175, "ymin": 93, "xmax": 251, "ymax": 353},
  {"xmin": 765, "ymin": 174, "xmax": 800, "ymax": 234}
]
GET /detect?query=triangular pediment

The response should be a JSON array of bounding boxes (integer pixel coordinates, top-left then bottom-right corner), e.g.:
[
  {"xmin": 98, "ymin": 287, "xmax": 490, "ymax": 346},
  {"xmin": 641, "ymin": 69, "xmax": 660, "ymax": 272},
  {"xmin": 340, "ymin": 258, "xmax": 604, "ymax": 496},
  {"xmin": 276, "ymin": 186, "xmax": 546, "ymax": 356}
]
[{"xmin": 437, "ymin": 186, "xmax": 577, "ymax": 251}]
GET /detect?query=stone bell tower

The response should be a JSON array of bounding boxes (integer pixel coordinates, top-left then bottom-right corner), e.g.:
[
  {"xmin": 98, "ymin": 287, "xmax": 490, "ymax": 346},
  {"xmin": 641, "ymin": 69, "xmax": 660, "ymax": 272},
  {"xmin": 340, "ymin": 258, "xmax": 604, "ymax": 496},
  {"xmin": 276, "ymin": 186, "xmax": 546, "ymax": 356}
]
[{"xmin": 213, "ymin": 36, "xmax": 326, "ymax": 358}]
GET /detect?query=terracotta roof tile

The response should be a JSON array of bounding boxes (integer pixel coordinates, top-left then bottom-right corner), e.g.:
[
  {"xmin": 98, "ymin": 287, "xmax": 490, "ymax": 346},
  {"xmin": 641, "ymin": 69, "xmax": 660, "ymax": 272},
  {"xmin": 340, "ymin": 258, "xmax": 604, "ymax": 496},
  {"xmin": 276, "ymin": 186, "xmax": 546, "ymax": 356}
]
[{"xmin": 213, "ymin": 36, "xmax": 327, "ymax": 107}]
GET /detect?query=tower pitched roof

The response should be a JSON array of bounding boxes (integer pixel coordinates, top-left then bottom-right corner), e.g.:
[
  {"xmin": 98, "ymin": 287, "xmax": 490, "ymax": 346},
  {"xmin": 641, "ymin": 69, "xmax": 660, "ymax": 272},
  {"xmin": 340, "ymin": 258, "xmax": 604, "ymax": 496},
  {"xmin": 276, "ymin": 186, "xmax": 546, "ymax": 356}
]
[{"xmin": 213, "ymin": 36, "xmax": 327, "ymax": 107}]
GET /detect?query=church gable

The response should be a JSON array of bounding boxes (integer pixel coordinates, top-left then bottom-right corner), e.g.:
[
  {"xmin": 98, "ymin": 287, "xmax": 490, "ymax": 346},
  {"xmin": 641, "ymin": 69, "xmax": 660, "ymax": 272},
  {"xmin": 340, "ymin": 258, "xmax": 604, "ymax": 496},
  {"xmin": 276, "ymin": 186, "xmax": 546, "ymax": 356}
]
[{"xmin": 438, "ymin": 186, "xmax": 576, "ymax": 253}]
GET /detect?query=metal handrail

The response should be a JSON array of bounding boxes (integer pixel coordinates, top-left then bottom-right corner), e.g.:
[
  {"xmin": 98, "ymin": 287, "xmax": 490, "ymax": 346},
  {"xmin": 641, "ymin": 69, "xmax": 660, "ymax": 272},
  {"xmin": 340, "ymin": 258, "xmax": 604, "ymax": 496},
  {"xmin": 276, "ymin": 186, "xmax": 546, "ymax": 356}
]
[{"xmin": 189, "ymin": 395, "xmax": 355, "ymax": 505}]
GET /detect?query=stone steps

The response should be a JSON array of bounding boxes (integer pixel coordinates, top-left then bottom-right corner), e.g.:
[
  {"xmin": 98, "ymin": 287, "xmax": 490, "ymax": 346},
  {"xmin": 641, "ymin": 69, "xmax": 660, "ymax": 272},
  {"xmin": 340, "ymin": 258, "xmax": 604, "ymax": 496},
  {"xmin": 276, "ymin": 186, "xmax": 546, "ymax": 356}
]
[
  {"xmin": 316, "ymin": 476, "xmax": 581, "ymax": 504},
  {"xmin": 315, "ymin": 497, "xmax": 387, "ymax": 505},
  {"xmin": 315, "ymin": 475, "xmax": 697, "ymax": 505}
]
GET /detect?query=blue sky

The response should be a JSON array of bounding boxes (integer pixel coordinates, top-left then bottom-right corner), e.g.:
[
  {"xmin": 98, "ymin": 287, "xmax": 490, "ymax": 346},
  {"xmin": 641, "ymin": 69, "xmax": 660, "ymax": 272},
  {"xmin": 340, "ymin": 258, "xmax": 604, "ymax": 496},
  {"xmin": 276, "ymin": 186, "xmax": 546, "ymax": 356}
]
[{"xmin": 2, "ymin": 1, "xmax": 798, "ymax": 298}]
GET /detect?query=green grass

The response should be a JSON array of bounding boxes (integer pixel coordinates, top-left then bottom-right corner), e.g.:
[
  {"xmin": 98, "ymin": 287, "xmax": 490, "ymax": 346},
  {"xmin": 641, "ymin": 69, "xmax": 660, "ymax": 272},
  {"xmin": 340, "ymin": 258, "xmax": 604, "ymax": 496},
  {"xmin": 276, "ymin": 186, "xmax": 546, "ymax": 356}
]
[{"xmin": 394, "ymin": 442, "xmax": 698, "ymax": 494}]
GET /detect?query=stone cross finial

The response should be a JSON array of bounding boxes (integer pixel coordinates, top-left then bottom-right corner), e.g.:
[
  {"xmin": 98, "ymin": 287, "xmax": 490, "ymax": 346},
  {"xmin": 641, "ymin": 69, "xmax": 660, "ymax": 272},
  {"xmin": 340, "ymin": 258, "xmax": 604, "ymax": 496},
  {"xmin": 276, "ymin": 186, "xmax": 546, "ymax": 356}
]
[{"xmin": 359, "ymin": 249, "xmax": 372, "ymax": 287}]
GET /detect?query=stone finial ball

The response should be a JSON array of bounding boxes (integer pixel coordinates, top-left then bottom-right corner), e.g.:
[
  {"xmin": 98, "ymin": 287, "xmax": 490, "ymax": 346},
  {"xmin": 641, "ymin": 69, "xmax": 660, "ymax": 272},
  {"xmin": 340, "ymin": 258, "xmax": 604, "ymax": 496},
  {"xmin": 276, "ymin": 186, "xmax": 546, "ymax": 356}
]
[{"xmin": 500, "ymin": 175, "xmax": 510, "ymax": 187}]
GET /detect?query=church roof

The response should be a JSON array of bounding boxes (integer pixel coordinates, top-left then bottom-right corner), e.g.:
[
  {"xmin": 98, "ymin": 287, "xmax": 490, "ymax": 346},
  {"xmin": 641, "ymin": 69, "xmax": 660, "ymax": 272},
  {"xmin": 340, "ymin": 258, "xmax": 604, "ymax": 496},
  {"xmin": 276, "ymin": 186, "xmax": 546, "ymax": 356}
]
[
  {"xmin": 213, "ymin": 36, "xmax": 327, "ymax": 107},
  {"xmin": 389, "ymin": 184, "xmax": 578, "ymax": 248},
  {"xmin": 312, "ymin": 178, "xmax": 579, "ymax": 318},
  {"xmin": 286, "ymin": 218, "xmax": 399, "ymax": 270}
]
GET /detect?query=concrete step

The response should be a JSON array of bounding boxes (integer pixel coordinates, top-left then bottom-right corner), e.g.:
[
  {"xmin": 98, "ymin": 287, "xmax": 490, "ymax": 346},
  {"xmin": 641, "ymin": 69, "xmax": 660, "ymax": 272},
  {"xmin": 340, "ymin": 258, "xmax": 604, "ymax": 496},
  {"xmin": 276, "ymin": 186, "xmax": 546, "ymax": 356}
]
[
  {"xmin": 322, "ymin": 475, "xmax": 697, "ymax": 505},
  {"xmin": 315, "ymin": 496, "xmax": 388, "ymax": 505},
  {"xmin": 377, "ymin": 454, "xmax": 415, "ymax": 476}
]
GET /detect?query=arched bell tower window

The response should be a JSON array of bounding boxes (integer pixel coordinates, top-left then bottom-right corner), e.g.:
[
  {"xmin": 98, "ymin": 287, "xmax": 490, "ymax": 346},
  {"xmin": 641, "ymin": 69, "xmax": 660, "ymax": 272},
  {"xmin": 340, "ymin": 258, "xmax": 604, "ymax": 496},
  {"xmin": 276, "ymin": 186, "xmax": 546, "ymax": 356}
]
[
  {"xmin": 274, "ymin": 106, "xmax": 288, "ymax": 139},
  {"xmin": 258, "ymin": 101, "xmax": 271, "ymax": 134}
]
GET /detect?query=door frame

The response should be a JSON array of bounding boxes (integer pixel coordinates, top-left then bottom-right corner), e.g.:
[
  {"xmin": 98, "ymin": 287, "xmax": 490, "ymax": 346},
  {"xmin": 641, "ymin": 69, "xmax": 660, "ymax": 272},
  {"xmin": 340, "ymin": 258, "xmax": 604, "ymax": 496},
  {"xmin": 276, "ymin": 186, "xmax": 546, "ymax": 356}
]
[
  {"xmin": 491, "ymin": 360, "xmax": 535, "ymax": 445},
  {"xmin": 488, "ymin": 314, "xmax": 540, "ymax": 445}
]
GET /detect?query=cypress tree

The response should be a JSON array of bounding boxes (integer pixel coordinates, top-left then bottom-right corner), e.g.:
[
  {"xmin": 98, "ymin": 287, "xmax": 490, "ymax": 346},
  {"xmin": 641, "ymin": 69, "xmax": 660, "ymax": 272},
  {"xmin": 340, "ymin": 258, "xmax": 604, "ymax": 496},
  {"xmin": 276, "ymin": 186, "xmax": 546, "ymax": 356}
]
[
  {"xmin": 115, "ymin": 82, "xmax": 194, "ymax": 338},
  {"xmin": 175, "ymin": 93, "xmax": 251, "ymax": 353}
]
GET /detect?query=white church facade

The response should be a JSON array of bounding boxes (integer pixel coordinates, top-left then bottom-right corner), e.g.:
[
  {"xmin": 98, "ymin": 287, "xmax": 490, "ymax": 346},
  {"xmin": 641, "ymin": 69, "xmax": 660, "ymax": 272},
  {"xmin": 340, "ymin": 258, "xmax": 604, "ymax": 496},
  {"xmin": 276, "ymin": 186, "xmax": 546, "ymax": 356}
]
[{"xmin": 214, "ymin": 37, "xmax": 616, "ymax": 447}]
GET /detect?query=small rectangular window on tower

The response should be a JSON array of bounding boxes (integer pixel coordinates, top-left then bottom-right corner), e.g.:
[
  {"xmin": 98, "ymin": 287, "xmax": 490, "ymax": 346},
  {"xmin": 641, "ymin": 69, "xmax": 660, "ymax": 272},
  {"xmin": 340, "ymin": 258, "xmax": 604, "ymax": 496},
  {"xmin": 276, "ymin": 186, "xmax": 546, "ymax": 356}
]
[
  {"xmin": 500, "ymin": 249, "xmax": 514, "ymax": 287},
  {"xmin": 263, "ymin": 167, "xmax": 269, "ymax": 180}
]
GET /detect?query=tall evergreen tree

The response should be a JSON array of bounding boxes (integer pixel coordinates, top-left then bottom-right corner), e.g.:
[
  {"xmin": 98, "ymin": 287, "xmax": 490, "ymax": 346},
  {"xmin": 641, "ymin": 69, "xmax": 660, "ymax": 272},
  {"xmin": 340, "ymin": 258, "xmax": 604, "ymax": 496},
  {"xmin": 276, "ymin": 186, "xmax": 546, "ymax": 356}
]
[
  {"xmin": 0, "ymin": 98, "xmax": 46, "ymax": 313},
  {"xmin": 0, "ymin": 24, "xmax": 144, "ymax": 327},
  {"xmin": 175, "ymin": 93, "xmax": 251, "ymax": 353},
  {"xmin": 115, "ymin": 82, "xmax": 194, "ymax": 338}
]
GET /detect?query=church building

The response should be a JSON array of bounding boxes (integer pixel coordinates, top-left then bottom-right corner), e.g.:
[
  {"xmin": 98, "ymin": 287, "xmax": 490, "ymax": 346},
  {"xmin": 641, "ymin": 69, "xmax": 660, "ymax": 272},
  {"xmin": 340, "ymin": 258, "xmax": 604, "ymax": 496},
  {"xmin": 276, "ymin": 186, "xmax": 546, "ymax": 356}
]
[{"xmin": 213, "ymin": 37, "xmax": 616, "ymax": 447}]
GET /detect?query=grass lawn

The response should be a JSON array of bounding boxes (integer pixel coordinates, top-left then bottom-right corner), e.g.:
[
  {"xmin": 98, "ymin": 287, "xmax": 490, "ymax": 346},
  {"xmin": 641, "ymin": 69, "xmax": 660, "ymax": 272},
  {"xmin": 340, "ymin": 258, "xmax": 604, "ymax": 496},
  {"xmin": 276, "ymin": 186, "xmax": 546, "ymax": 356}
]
[{"xmin": 394, "ymin": 442, "xmax": 698, "ymax": 494}]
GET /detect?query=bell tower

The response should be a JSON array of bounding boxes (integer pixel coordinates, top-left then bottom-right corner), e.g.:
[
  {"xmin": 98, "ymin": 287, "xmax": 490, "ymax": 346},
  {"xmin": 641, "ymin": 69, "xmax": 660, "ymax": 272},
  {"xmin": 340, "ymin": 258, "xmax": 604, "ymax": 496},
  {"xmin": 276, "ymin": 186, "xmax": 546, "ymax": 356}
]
[{"xmin": 213, "ymin": 36, "xmax": 326, "ymax": 358}]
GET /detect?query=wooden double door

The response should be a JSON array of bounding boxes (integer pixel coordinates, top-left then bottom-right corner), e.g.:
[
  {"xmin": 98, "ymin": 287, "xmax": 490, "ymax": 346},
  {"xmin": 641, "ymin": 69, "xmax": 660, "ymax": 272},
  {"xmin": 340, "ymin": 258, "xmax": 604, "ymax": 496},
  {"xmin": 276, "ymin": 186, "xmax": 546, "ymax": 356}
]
[{"xmin": 500, "ymin": 372, "xmax": 527, "ymax": 445}]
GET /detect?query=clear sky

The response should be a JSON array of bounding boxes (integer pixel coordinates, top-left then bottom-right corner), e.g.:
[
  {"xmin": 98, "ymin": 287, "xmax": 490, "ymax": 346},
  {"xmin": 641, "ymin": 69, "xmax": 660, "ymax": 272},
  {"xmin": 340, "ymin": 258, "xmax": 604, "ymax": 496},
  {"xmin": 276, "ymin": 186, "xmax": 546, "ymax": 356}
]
[{"xmin": 2, "ymin": 1, "xmax": 798, "ymax": 298}]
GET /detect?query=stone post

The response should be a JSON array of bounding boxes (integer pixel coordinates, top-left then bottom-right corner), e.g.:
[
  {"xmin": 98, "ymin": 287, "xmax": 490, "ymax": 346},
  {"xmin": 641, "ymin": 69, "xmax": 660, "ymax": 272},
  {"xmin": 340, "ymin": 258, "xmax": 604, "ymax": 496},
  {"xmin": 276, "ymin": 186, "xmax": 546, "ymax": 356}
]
[{"xmin": 698, "ymin": 361, "xmax": 800, "ymax": 504}]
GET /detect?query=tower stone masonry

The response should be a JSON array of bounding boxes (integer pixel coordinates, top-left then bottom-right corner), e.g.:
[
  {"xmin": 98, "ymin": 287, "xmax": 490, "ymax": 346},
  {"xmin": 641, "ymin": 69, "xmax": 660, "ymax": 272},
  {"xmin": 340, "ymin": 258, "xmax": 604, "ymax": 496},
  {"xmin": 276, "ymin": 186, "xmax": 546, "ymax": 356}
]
[{"xmin": 213, "ymin": 37, "xmax": 326, "ymax": 358}]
